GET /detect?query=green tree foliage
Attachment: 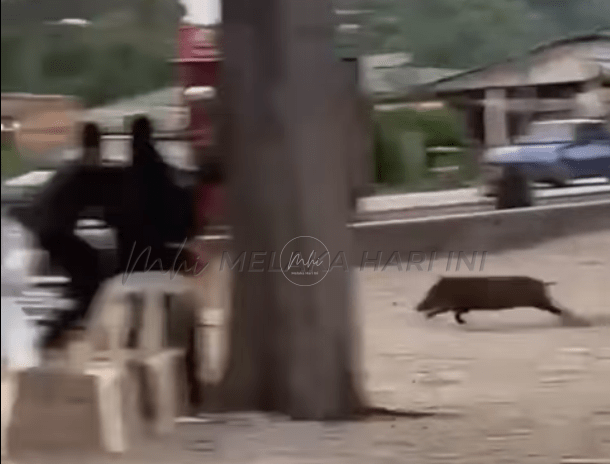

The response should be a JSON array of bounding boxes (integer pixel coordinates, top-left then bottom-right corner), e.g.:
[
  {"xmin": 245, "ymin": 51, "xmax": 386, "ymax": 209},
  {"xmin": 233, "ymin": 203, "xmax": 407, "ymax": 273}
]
[
  {"xmin": 1, "ymin": 36, "xmax": 24, "ymax": 91},
  {"xmin": 1, "ymin": 142, "xmax": 26, "ymax": 180},
  {"xmin": 1, "ymin": 0, "xmax": 185, "ymax": 28},
  {"xmin": 357, "ymin": 0, "xmax": 610, "ymax": 69},
  {"xmin": 1, "ymin": 0, "xmax": 183, "ymax": 107},
  {"xmin": 528, "ymin": 0, "xmax": 610, "ymax": 35},
  {"xmin": 373, "ymin": 107, "xmax": 469, "ymax": 187}
]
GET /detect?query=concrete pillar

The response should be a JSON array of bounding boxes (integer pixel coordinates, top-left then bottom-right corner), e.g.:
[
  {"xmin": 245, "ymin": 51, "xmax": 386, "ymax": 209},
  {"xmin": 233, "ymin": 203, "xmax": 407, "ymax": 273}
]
[
  {"xmin": 188, "ymin": 250, "xmax": 230, "ymax": 384},
  {"xmin": 576, "ymin": 79, "xmax": 606, "ymax": 118},
  {"xmin": 141, "ymin": 291, "xmax": 164, "ymax": 352},
  {"xmin": 484, "ymin": 88, "xmax": 508, "ymax": 147}
]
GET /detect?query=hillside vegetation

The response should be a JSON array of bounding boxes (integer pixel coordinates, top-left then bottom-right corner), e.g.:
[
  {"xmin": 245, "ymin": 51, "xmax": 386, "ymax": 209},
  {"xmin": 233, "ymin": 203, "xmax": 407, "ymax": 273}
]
[
  {"xmin": 1, "ymin": 0, "xmax": 185, "ymax": 107},
  {"xmin": 2, "ymin": 0, "xmax": 609, "ymax": 107}
]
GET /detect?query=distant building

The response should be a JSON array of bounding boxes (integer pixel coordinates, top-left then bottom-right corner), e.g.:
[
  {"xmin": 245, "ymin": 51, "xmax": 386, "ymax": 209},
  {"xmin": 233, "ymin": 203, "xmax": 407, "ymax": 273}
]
[
  {"xmin": 359, "ymin": 53, "xmax": 462, "ymax": 98},
  {"xmin": 1, "ymin": 93, "xmax": 82, "ymax": 164},
  {"xmin": 82, "ymin": 87, "xmax": 186, "ymax": 133},
  {"xmin": 418, "ymin": 32, "xmax": 610, "ymax": 147}
]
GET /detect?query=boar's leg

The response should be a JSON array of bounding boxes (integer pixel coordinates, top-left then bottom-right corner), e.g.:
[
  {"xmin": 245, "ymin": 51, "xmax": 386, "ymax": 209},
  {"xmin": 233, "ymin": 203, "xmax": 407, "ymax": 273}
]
[
  {"xmin": 425, "ymin": 307, "xmax": 452, "ymax": 319},
  {"xmin": 537, "ymin": 302, "xmax": 563, "ymax": 316},
  {"xmin": 454, "ymin": 309, "xmax": 469, "ymax": 324}
]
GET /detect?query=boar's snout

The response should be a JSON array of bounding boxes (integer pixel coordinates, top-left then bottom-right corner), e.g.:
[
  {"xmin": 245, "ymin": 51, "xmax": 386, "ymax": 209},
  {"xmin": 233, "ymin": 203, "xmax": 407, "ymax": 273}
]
[
  {"xmin": 416, "ymin": 281, "xmax": 442, "ymax": 311},
  {"xmin": 416, "ymin": 297, "xmax": 432, "ymax": 312}
]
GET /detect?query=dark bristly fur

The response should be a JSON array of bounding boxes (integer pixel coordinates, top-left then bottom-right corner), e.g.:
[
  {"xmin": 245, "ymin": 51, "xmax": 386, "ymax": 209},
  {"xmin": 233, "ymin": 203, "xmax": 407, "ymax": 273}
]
[{"xmin": 416, "ymin": 276, "xmax": 565, "ymax": 324}]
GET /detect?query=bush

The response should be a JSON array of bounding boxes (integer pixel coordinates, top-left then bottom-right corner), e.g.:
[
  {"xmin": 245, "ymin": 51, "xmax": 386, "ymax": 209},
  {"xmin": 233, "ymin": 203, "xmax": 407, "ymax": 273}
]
[
  {"xmin": 375, "ymin": 109, "xmax": 476, "ymax": 190},
  {"xmin": 375, "ymin": 107, "xmax": 466, "ymax": 148},
  {"xmin": 73, "ymin": 44, "xmax": 174, "ymax": 107},
  {"xmin": 1, "ymin": 36, "xmax": 25, "ymax": 90},
  {"xmin": 1, "ymin": 142, "xmax": 26, "ymax": 180},
  {"xmin": 374, "ymin": 120, "xmax": 407, "ymax": 186},
  {"xmin": 2, "ymin": 26, "xmax": 175, "ymax": 108},
  {"xmin": 373, "ymin": 106, "xmax": 473, "ymax": 190},
  {"xmin": 41, "ymin": 46, "xmax": 91, "ymax": 78}
]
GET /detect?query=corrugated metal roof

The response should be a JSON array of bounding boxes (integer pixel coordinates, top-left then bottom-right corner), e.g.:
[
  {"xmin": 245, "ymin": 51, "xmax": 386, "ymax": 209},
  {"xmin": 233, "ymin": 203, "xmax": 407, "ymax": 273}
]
[
  {"xmin": 360, "ymin": 61, "xmax": 462, "ymax": 96},
  {"xmin": 425, "ymin": 31, "xmax": 610, "ymax": 92},
  {"xmin": 361, "ymin": 53, "xmax": 412, "ymax": 69}
]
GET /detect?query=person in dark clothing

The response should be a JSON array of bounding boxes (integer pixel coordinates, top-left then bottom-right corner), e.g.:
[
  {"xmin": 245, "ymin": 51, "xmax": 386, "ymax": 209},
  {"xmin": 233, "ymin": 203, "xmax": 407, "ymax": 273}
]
[
  {"xmin": 118, "ymin": 118, "xmax": 200, "ymax": 409},
  {"xmin": 27, "ymin": 123, "xmax": 107, "ymax": 347},
  {"xmin": 118, "ymin": 116, "xmax": 185, "ymax": 274}
]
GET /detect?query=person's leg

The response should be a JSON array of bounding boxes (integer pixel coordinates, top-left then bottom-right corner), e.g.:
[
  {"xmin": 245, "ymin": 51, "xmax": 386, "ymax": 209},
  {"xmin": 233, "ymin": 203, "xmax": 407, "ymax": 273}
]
[
  {"xmin": 39, "ymin": 231, "xmax": 101, "ymax": 291},
  {"xmin": 38, "ymin": 231, "xmax": 103, "ymax": 338},
  {"xmin": 117, "ymin": 230, "xmax": 173, "ymax": 275}
]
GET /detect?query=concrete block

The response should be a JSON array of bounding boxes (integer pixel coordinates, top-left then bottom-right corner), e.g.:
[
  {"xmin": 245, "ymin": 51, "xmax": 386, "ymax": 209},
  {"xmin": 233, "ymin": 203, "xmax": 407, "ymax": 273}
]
[
  {"xmin": 87, "ymin": 273, "xmax": 199, "ymax": 354},
  {"xmin": 7, "ymin": 369, "xmax": 102, "ymax": 454},
  {"xmin": 5, "ymin": 363, "xmax": 139, "ymax": 457},
  {"xmin": 352, "ymin": 200, "xmax": 610, "ymax": 263},
  {"xmin": 84, "ymin": 363, "xmax": 132, "ymax": 453},
  {"xmin": 141, "ymin": 291, "xmax": 165, "ymax": 352},
  {"xmin": 198, "ymin": 307, "xmax": 226, "ymax": 384},
  {"xmin": 130, "ymin": 349, "xmax": 188, "ymax": 436},
  {"xmin": 1, "ymin": 371, "xmax": 18, "ymax": 459}
]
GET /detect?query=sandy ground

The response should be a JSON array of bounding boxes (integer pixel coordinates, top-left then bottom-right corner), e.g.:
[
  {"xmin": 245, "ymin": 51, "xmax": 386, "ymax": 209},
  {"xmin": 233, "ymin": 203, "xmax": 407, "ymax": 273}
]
[{"xmin": 7, "ymin": 230, "xmax": 610, "ymax": 463}]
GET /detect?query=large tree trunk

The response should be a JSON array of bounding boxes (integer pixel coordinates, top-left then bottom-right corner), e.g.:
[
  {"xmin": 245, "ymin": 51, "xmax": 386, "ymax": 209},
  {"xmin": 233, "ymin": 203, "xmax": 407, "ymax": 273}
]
[{"xmin": 218, "ymin": 0, "xmax": 366, "ymax": 419}]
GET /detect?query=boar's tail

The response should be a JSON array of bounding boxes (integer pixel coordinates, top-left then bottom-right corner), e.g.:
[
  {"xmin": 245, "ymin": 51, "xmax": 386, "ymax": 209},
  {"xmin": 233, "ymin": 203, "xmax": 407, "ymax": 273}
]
[{"xmin": 544, "ymin": 281, "xmax": 557, "ymax": 287}]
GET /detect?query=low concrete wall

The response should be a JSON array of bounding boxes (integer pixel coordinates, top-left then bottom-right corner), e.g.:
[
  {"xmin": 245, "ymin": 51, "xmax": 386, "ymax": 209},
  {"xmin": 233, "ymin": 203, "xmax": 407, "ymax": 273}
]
[
  {"xmin": 192, "ymin": 200, "xmax": 610, "ymax": 267},
  {"xmin": 351, "ymin": 199, "xmax": 610, "ymax": 264}
]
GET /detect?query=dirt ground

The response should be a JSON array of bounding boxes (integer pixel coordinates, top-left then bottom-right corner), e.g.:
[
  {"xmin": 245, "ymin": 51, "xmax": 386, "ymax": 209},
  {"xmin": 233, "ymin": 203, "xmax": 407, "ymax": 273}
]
[{"xmin": 9, "ymin": 231, "xmax": 610, "ymax": 463}]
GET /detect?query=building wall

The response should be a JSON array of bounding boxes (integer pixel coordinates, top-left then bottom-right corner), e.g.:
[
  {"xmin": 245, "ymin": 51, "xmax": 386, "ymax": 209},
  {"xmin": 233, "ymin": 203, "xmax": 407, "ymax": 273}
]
[
  {"xmin": 1, "ymin": 94, "xmax": 82, "ymax": 161},
  {"xmin": 434, "ymin": 39, "xmax": 610, "ymax": 147}
]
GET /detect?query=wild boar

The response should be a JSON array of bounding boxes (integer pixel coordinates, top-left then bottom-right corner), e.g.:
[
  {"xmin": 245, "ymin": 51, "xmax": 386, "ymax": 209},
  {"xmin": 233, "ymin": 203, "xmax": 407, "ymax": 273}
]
[{"xmin": 416, "ymin": 276, "xmax": 563, "ymax": 324}]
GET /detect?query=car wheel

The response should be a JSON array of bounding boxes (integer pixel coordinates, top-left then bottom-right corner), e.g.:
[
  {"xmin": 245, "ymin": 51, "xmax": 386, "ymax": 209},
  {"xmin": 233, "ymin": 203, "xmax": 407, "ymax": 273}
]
[
  {"xmin": 496, "ymin": 166, "xmax": 533, "ymax": 210},
  {"xmin": 550, "ymin": 179, "xmax": 568, "ymax": 188},
  {"xmin": 549, "ymin": 164, "xmax": 571, "ymax": 188},
  {"xmin": 479, "ymin": 182, "xmax": 497, "ymax": 198}
]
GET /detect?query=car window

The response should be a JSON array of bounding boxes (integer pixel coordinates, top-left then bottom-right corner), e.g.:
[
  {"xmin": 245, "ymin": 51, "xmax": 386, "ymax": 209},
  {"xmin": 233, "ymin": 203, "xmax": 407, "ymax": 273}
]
[
  {"xmin": 592, "ymin": 125, "xmax": 610, "ymax": 141},
  {"xmin": 518, "ymin": 122, "xmax": 574, "ymax": 143},
  {"xmin": 576, "ymin": 123, "xmax": 610, "ymax": 143}
]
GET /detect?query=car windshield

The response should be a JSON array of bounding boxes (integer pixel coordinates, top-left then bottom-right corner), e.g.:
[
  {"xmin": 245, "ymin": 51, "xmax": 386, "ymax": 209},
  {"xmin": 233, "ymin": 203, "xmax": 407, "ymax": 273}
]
[
  {"xmin": 517, "ymin": 122, "xmax": 575, "ymax": 143},
  {"xmin": 576, "ymin": 123, "xmax": 610, "ymax": 142}
]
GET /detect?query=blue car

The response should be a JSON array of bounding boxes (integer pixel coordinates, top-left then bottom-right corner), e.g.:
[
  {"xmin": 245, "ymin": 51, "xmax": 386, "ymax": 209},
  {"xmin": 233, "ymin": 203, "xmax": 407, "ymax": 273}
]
[{"xmin": 481, "ymin": 119, "xmax": 610, "ymax": 196}]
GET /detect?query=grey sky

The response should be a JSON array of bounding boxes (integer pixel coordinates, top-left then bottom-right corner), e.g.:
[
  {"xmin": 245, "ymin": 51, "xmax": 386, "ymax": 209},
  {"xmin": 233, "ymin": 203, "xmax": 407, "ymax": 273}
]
[{"xmin": 180, "ymin": 0, "xmax": 221, "ymax": 26}]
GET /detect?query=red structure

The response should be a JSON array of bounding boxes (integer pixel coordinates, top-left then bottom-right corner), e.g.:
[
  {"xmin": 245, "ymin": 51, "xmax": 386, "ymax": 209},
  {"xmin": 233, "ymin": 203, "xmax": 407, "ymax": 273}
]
[
  {"xmin": 172, "ymin": 24, "xmax": 226, "ymax": 234},
  {"xmin": 172, "ymin": 24, "xmax": 222, "ymax": 154}
]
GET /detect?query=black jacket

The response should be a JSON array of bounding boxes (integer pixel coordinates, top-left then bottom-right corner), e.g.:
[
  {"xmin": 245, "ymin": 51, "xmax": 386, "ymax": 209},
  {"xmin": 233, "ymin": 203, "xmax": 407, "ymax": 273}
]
[{"xmin": 118, "ymin": 143, "xmax": 193, "ymax": 271}]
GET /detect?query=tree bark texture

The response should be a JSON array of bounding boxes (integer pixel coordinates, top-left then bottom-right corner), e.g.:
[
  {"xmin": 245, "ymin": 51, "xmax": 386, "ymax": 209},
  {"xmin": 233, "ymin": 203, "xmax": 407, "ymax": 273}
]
[{"xmin": 218, "ymin": 0, "xmax": 367, "ymax": 419}]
